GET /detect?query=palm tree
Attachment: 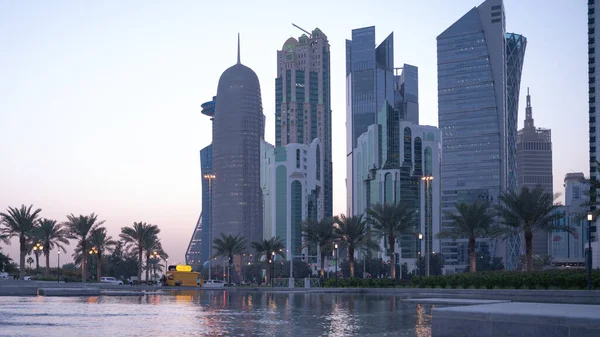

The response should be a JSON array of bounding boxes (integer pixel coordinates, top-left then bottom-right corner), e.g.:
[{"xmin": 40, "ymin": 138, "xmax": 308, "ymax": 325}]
[
  {"xmin": 302, "ymin": 217, "xmax": 334, "ymax": 278},
  {"xmin": 436, "ymin": 201, "xmax": 496, "ymax": 273},
  {"xmin": 26, "ymin": 256, "xmax": 34, "ymax": 269},
  {"xmin": 251, "ymin": 237, "xmax": 286, "ymax": 284},
  {"xmin": 120, "ymin": 222, "xmax": 160, "ymax": 281},
  {"xmin": 333, "ymin": 213, "xmax": 379, "ymax": 278},
  {"xmin": 63, "ymin": 213, "xmax": 104, "ymax": 282},
  {"xmin": 36, "ymin": 219, "xmax": 70, "ymax": 275},
  {"xmin": 0, "ymin": 205, "xmax": 42, "ymax": 280},
  {"xmin": 367, "ymin": 202, "xmax": 418, "ymax": 279},
  {"xmin": 497, "ymin": 186, "xmax": 570, "ymax": 272},
  {"xmin": 89, "ymin": 227, "xmax": 117, "ymax": 282},
  {"xmin": 212, "ymin": 233, "xmax": 246, "ymax": 284},
  {"xmin": 142, "ymin": 234, "xmax": 162, "ymax": 282}
]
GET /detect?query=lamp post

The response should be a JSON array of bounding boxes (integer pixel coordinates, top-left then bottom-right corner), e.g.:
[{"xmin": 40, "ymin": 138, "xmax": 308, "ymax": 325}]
[
  {"xmin": 587, "ymin": 213, "xmax": 593, "ymax": 291},
  {"xmin": 421, "ymin": 176, "xmax": 433, "ymax": 277},
  {"xmin": 417, "ymin": 233, "xmax": 423, "ymax": 288},
  {"xmin": 57, "ymin": 251, "xmax": 60, "ymax": 283},
  {"xmin": 150, "ymin": 251, "xmax": 160, "ymax": 283},
  {"xmin": 334, "ymin": 243, "xmax": 338, "ymax": 287},
  {"xmin": 89, "ymin": 247, "xmax": 98, "ymax": 282},
  {"xmin": 32, "ymin": 242, "xmax": 43, "ymax": 274},
  {"xmin": 271, "ymin": 251, "xmax": 275, "ymax": 287},
  {"xmin": 165, "ymin": 258, "xmax": 168, "ymax": 273}
]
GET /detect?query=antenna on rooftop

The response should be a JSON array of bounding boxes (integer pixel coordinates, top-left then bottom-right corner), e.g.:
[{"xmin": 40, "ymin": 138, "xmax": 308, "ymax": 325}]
[{"xmin": 292, "ymin": 23, "xmax": 312, "ymax": 38}]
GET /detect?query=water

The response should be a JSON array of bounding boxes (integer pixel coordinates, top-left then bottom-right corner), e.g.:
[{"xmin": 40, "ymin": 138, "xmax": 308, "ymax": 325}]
[{"xmin": 0, "ymin": 291, "xmax": 435, "ymax": 336}]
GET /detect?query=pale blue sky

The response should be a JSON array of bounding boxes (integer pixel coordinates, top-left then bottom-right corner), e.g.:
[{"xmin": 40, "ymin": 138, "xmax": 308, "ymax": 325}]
[{"xmin": 0, "ymin": 0, "xmax": 587, "ymax": 264}]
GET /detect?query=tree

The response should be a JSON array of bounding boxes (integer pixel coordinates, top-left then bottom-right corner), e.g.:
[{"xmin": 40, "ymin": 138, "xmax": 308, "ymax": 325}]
[
  {"xmin": 497, "ymin": 186, "xmax": 571, "ymax": 272},
  {"xmin": 367, "ymin": 202, "xmax": 417, "ymax": 280},
  {"xmin": 120, "ymin": 222, "xmax": 160, "ymax": 281},
  {"xmin": 251, "ymin": 237, "xmax": 285, "ymax": 284},
  {"xmin": 0, "ymin": 252, "xmax": 18, "ymax": 274},
  {"xmin": 36, "ymin": 219, "xmax": 70, "ymax": 275},
  {"xmin": 333, "ymin": 213, "xmax": 379, "ymax": 278},
  {"xmin": 436, "ymin": 201, "xmax": 496, "ymax": 273},
  {"xmin": 89, "ymin": 227, "xmax": 117, "ymax": 282},
  {"xmin": 302, "ymin": 217, "xmax": 334, "ymax": 278},
  {"xmin": 141, "ymin": 234, "xmax": 165, "ymax": 282},
  {"xmin": 416, "ymin": 253, "xmax": 445, "ymax": 276},
  {"xmin": 63, "ymin": 213, "xmax": 104, "ymax": 282},
  {"xmin": 0, "ymin": 205, "xmax": 42, "ymax": 280},
  {"xmin": 212, "ymin": 233, "xmax": 246, "ymax": 284},
  {"xmin": 26, "ymin": 256, "xmax": 34, "ymax": 269},
  {"xmin": 107, "ymin": 241, "xmax": 139, "ymax": 280}
]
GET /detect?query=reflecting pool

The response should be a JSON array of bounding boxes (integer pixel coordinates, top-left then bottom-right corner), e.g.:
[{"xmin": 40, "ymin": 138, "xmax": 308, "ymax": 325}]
[{"xmin": 0, "ymin": 291, "xmax": 437, "ymax": 336}]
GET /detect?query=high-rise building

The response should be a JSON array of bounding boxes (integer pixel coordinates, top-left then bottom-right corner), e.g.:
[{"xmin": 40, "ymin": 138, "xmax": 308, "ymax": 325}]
[
  {"xmin": 186, "ymin": 98, "xmax": 215, "ymax": 267},
  {"xmin": 437, "ymin": 0, "xmax": 526, "ymax": 271},
  {"xmin": 516, "ymin": 88, "xmax": 552, "ymax": 256},
  {"xmin": 212, "ymin": 36, "xmax": 265, "ymax": 249},
  {"xmin": 588, "ymin": 0, "xmax": 598, "ymax": 242},
  {"xmin": 564, "ymin": 172, "xmax": 587, "ymax": 208},
  {"xmin": 276, "ymin": 28, "xmax": 332, "ymax": 219},
  {"xmin": 261, "ymin": 139, "xmax": 324, "ymax": 259},
  {"xmin": 346, "ymin": 27, "xmax": 416, "ymax": 215}
]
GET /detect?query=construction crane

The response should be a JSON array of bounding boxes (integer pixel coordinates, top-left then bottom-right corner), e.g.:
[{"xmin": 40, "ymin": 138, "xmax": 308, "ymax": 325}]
[{"xmin": 292, "ymin": 23, "xmax": 312, "ymax": 38}]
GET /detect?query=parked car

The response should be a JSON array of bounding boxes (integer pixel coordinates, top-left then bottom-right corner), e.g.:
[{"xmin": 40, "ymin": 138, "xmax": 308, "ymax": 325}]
[{"xmin": 100, "ymin": 277, "xmax": 123, "ymax": 285}]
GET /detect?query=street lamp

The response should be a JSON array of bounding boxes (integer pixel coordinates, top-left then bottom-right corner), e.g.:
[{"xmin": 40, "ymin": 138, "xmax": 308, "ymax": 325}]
[
  {"xmin": 271, "ymin": 251, "xmax": 275, "ymax": 287},
  {"xmin": 32, "ymin": 243, "xmax": 43, "ymax": 274},
  {"xmin": 588, "ymin": 213, "xmax": 593, "ymax": 291},
  {"xmin": 89, "ymin": 247, "xmax": 98, "ymax": 282},
  {"xmin": 417, "ymin": 233, "xmax": 423, "ymax": 288},
  {"xmin": 57, "ymin": 251, "xmax": 60, "ymax": 283},
  {"xmin": 421, "ymin": 176, "xmax": 433, "ymax": 277},
  {"xmin": 334, "ymin": 243, "xmax": 338, "ymax": 287},
  {"xmin": 150, "ymin": 251, "xmax": 161, "ymax": 284}
]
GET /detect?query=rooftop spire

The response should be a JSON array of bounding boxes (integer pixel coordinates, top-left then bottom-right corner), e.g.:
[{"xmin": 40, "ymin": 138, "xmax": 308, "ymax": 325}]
[
  {"xmin": 237, "ymin": 33, "xmax": 240, "ymax": 64},
  {"xmin": 524, "ymin": 87, "xmax": 534, "ymax": 129}
]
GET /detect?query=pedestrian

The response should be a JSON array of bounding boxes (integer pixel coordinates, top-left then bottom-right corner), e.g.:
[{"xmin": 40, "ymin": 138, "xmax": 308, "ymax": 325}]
[{"xmin": 197, "ymin": 275, "xmax": 201, "ymax": 287}]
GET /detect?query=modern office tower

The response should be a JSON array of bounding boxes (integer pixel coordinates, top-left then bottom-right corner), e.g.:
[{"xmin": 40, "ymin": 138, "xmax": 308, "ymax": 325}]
[
  {"xmin": 212, "ymin": 36, "xmax": 265, "ymax": 248},
  {"xmin": 550, "ymin": 173, "xmax": 588, "ymax": 266},
  {"xmin": 589, "ymin": 0, "xmax": 598, "ymax": 242},
  {"xmin": 352, "ymin": 120, "xmax": 441, "ymax": 272},
  {"xmin": 437, "ymin": 0, "xmax": 526, "ymax": 271},
  {"xmin": 346, "ymin": 27, "xmax": 418, "ymax": 215},
  {"xmin": 564, "ymin": 172, "xmax": 587, "ymax": 208},
  {"xmin": 276, "ymin": 28, "xmax": 332, "ymax": 219},
  {"xmin": 186, "ymin": 97, "xmax": 215, "ymax": 267},
  {"xmin": 262, "ymin": 139, "xmax": 324, "ymax": 259},
  {"xmin": 516, "ymin": 88, "xmax": 552, "ymax": 256}
]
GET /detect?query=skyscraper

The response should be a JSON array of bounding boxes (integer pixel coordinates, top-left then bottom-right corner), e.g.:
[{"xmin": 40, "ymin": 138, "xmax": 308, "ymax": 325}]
[
  {"xmin": 186, "ymin": 97, "xmax": 215, "ymax": 267},
  {"xmin": 437, "ymin": 0, "xmax": 526, "ymax": 270},
  {"xmin": 517, "ymin": 88, "xmax": 552, "ymax": 256},
  {"xmin": 346, "ymin": 27, "xmax": 395, "ymax": 215},
  {"xmin": 212, "ymin": 36, "xmax": 264, "ymax": 248},
  {"xmin": 588, "ymin": 0, "xmax": 598, "ymax": 242},
  {"xmin": 276, "ymin": 27, "xmax": 332, "ymax": 219}
]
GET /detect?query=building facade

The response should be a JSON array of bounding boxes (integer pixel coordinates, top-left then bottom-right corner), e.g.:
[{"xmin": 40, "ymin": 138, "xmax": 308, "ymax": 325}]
[
  {"xmin": 516, "ymin": 88, "xmax": 552, "ymax": 256},
  {"xmin": 212, "ymin": 38, "xmax": 265, "ymax": 248},
  {"xmin": 276, "ymin": 28, "xmax": 332, "ymax": 219},
  {"xmin": 352, "ymin": 120, "xmax": 441, "ymax": 269},
  {"xmin": 437, "ymin": 0, "xmax": 526, "ymax": 270},
  {"xmin": 345, "ymin": 26, "xmax": 420, "ymax": 216},
  {"xmin": 185, "ymin": 214, "xmax": 203, "ymax": 267},
  {"xmin": 564, "ymin": 172, "xmax": 587, "ymax": 208},
  {"xmin": 589, "ymin": 0, "xmax": 598, "ymax": 242},
  {"xmin": 262, "ymin": 139, "xmax": 324, "ymax": 258}
]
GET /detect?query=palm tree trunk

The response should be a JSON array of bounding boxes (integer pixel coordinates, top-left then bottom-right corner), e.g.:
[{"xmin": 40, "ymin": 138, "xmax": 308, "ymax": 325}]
[
  {"xmin": 525, "ymin": 231, "xmax": 534, "ymax": 272},
  {"xmin": 34, "ymin": 252, "xmax": 39, "ymax": 272},
  {"xmin": 81, "ymin": 241, "xmax": 87, "ymax": 282},
  {"xmin": 349, "ymin": 246, "xmax": 355, "ymax": 278},
  {"xmin": 145, "ymin": 254, "xmax": 150, "ymax": 281},
  {"xmin": 469, "ymin": 236, "xmax": 476, "ymax": 273},
  {"xmin": 389, "ymin": 236, "xmax": 396, "ymax": 279},
  {"xmin": 19, "ymin": 236, "xmax": 26, "ymax": 280},
  {"xmin": 137, "ymin": 248, "xmax": 143, "ymax": 281},
  {"xmin": 320, "ymin": 251, "xmax": 326, "ymax": 279},
  {"xmin": 45, "ymin": 250, "xmax": 50, "ymax": 275}
]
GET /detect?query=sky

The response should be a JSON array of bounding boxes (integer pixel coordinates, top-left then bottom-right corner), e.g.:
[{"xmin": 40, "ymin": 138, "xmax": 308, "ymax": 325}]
[{"xmin": 0, "ymin": 0, "xmax": 588, "ymax": 266}]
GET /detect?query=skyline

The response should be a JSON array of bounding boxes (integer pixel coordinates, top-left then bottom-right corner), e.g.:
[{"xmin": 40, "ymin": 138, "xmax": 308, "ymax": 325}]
[{"xmin": 0, "ymin": 0, "xmax": 588, "ymax": 264}]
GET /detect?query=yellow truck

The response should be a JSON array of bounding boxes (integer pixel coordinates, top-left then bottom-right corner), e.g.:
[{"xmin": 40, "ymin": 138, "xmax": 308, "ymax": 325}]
[{"xmin": 165, "ymin": 265, "xmax": 203, "ymax": 287}]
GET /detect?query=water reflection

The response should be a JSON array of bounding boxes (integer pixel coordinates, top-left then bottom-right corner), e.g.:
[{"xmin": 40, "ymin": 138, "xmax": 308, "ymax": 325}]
[{"xmin": 0, "ymin": 292, "xmax": 436, "ymax": 337}]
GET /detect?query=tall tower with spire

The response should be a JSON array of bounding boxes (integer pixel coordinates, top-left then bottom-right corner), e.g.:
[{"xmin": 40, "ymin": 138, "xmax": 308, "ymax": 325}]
[
  {"xmin": 517, "ymin": 87, "xmax": 553, "ymax": 256},
  {"xmin": 211, "ymin": 35, "xmax": 265, "ymax": 253}
]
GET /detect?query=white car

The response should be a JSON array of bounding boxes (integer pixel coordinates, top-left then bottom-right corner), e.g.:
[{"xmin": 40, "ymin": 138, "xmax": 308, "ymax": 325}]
[
  {"xmin": 203, "ymin": 279, "xmax": 225, "ymax": 288},
  {"xmin": 100, "ymin": 277, "xmax": 123, "ymax": 285}
]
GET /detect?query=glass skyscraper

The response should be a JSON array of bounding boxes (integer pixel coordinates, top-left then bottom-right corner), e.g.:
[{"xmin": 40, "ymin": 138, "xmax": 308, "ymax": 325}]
[
  {"xmin": 589, "ymin": 0, "xmax": 598, "ymax": 242},
  {"xmin": 437, "ymin": 0, "xmax": 526, "ymax": 271}
]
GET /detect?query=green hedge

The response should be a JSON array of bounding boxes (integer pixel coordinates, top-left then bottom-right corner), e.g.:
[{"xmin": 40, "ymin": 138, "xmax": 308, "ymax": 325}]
[
  {"xmin": 412, "ymin": 269, "xmax": 600, "ymax": 290},
  {"xmin": 323, "ymin": 278, "xmax": 410, "ymax": 288}
]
